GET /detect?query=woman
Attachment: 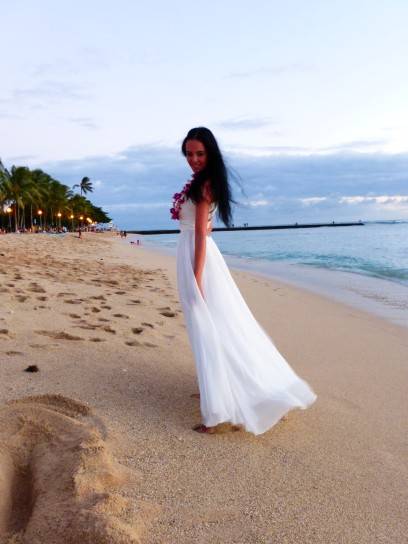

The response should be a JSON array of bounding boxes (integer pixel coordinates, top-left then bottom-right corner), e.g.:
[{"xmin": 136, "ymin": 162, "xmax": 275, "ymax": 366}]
[{"xmin": 172, "ymin": 127, "xmax": 316, "ymax": 435}]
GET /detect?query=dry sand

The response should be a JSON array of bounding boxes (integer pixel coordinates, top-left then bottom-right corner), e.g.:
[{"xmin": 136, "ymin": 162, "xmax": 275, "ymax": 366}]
[{"xmin": 0, "ymin": 232, "xmax": 407, "ymax": 543}]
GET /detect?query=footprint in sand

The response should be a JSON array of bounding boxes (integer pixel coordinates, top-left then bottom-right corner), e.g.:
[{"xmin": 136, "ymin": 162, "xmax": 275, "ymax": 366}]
[
  {"xmin": 28, "ymin": 282, "xmax": 46, "ymax": 293},
  {"xmin": 37, "ymin": 296, "xmax": 47, "ymax": 301},
  {"xmin": 15, "ymin": 295, "xmax": 29, "ymax": 303},
  {"xmin": 89, "ymin": 337, "xmax": 106, "ymax": 342},
  {"xmin": 5, "ymin": 350, "xmax": 24, "ymax": 356},
  {"xmin": 68, "ymin": 313, "xmax": 81, "ymax": 319},
  {"xmin": 160, "ymin": 311, "xmax": 176, "ymax": 318},
  {"xmin": 143, "ymin": 342, "xmax": 158, "ymax": 348},
  {"xmin": 29, "ymin": 344, "xmax": 52, "ymax": 350},
  {"xmin": 35, "ymin": 331, "xmax": 83, "ymax": 341},
  {"xmin": 113, "ymin": 314, "xmax": 129, "ymax": 319},
  {"xmin": 97, "ymin": 317, "xmax": 110, "ymax": 323},
  {"xmin": 102, "ymin": 326, "xmax": 116, "ymax": 334},
  {"xmin": 131, "ymin": 327, "xmax": 144, "ymax": 335},
  {"xmin": 101, "ymin": 305, "xmax": 112, "ymax": 310},
  {"xmin": 141, "ymin": 322, "xmax": 154, "ymax": 328},
  {"xmin": 128, "ymin": 299, "xmax": 141, "ymax": 305},
  {"xmin": 114, "ymin": 291, "xmax": 127, "ymax": 295},
  {"xmin": 64, "ymin": 299, "xmax": 84, "ymax": 305},
  {"xmin": 125, "ymin": 340, "xmax": 142, "ymax": 346},
  {"xmin": 0, "ymin": 395, "xmax": 147, "ymax": 543},
  {"xmin": 90, "ymin": 295, "xmax": 106, "ymax": 301},
  {"xmin": 91, "ymin": 307, "xmax": 101, "ymax": 313}
]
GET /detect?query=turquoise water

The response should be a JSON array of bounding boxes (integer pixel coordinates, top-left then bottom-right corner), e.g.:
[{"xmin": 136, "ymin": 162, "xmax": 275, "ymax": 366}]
[
  {"xmin": 134, "ymin": 221, "xmax": 408, "ymax": 327},
  {"xmin": 142, "ymin": 222, "xmax": 408, "ymax": 287}
]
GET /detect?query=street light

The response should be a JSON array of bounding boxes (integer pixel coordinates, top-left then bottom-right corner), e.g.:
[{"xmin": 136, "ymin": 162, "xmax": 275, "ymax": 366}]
[
  {"xmin": 57, "ymin": 212, "xmax": 62, "ymax": 231},
  {"xmin": 6, "ymin": 207, "xmax": 12, "ymax": 232},
  {"xmin": 69, "ymin": 213, "xmax": 74, "ymax": 232},
  {"xmin": 37, "ymin": 209, "xmax": 43, "ymax": 231}
]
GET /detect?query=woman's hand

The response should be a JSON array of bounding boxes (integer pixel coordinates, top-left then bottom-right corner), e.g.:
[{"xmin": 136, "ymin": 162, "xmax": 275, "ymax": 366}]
[{"xmin": 196, "ymin": 279, "xmax": 204, "ymax": 298}]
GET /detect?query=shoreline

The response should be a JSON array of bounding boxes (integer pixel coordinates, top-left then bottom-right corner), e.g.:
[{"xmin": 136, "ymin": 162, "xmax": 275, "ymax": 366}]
[
  {"xmin": 0, "ymin": 232, "xmax": 407, "ymax": 542},
  {"xmin": 129, "ymin": 234, "xmax": 408, "ymax": 329}
]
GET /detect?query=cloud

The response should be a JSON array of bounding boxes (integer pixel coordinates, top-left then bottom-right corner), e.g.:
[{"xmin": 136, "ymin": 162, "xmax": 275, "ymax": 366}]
[
  {"xmin": 31, "ymin": 145, "xmax": 408, "ymax": 228},
  {"xmin": 340, "ymin": 195, "xmax": 408, "ymax": 205},
  {"xmin": 69, "ymin": 117, "xmax": 98, "ymax": 130},
  {"xmin": 6, "ymin": 154, "xmax": 38, "ymax": 163},
  {"xmin": 32, "ymin": 59, "xmax": 80, "ymax": 79},
  {"xmin": 218, "ymin": 116, "xmax": 276, "ymax": 130},
  {"xmin": 233, "ymin": 138, "xmax": 390, "ymax": 156},
  {"xmin": 300, "ymin": 197, "xmax": 328, "ymax": 206},
  {"xmin": 227, "ymin": 62, "xmax": 312, "ymax": 79},
  {"xmin": 1, "ymin": 79, "xmax": 92, "ymax": 115},
  {"xmin": 32, "ymin": 49, "xmax": 108, "ymax": 79},
  {"xmin": 248, "ymin": 199, "xmax": 270, "ymax": 207},
  {"xmin": 0, "ymin": 111, "xmax": 23, "ymax": 120},
  {"xmin": 13, "ymin": 80, "xmax": 90, "ymax": 103},
  {"xmin": 104, "ymin": 202, "xmax": 169, "ymax": 211},
  {"xmin": 322, "ymin": 139, "xmax": 389, "ymax": 152}
]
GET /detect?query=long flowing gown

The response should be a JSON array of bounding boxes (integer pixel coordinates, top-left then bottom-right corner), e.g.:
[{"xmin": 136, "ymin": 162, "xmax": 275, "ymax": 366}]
[{"xmin": 176, "ymin": 197, "xmax": 317, "ymax": 435}]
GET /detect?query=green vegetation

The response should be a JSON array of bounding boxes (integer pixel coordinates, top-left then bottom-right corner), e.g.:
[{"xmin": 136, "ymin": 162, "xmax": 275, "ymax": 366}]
[{"xmin": 0, "ymin": 159, "xmax": 110, "ymax": 232}]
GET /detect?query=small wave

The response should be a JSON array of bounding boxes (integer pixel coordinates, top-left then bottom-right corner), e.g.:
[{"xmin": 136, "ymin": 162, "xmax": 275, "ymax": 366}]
[{"xmin": 299, "ymin": 259, "xmax": 408, "ymax": 285}]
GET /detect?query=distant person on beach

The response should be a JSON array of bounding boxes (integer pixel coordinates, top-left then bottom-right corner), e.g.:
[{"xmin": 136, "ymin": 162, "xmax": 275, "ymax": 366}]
[{"xmin": 172, "ymin": 126, "xmax": 316, "ymax": 435}]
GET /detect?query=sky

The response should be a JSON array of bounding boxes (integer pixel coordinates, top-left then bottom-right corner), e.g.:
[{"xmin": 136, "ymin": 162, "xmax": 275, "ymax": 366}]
[{"xmin": 1, "ymin": 0, "xmax": 408, "ymax": 228}]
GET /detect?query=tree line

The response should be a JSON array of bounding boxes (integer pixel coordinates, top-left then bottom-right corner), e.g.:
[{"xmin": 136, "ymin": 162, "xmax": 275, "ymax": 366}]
[{"xmin": 0, "ymin": 159, "xmax": 111, "ymax": 232}]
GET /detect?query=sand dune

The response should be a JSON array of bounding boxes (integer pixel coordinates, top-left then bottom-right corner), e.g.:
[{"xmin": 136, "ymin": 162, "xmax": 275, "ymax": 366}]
[{"xmin": 0, "ymin": 394, "xmax": 147, "ymax": 544}]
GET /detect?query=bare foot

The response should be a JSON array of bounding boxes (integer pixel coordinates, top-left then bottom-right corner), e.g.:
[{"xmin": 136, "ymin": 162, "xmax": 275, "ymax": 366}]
[
  {"xmin": 231, "ymin": 424, "xmax": 243, "ymax": 432},
  {"xmin": 190, "ymin": 393, "xmax": 200, "ymax": 399},
  {"xmin": 192, "ymin": 423, "xmax": 216, "ymax": 434}
]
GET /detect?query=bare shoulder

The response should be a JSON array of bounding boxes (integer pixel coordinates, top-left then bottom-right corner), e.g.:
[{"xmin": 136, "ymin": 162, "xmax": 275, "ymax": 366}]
[{"xmin": 202, "ymin": 180, "xmax": 214, "ymax": 204}]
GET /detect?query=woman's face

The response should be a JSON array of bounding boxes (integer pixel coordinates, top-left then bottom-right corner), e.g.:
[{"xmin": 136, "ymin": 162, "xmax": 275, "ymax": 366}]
[{"xmin": 185, "ymin": 139, "xmax": 208, "ymax": 174}]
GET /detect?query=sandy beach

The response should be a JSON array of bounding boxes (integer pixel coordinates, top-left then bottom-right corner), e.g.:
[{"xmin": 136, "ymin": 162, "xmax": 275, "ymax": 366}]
[{"xmin": 0, "ymin": 232, "xmax": 407, "ymax": 543}]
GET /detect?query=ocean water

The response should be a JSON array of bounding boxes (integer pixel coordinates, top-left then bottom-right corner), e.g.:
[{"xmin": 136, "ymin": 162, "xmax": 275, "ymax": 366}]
[{"xmin": 132, "ymin": 221, "xmax": 408, "ymax": 327}]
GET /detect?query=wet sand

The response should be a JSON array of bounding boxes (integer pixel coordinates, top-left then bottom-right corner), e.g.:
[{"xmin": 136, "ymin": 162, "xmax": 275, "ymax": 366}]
[{"xmin": 0, "ymin": 232, "xmax": 407, "ymax": 543}]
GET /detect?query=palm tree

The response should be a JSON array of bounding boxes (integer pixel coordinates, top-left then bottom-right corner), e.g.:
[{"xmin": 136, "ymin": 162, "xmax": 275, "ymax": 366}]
[
  {"xmin": 73, "ymin": 176, "xmax": 93, "ymax": 196},
  {"xmin": 2, "ymin": 166, "xmax": 36, "ymax": 232},
  {"xmin": 0, "ymin": 160, "xmax": 10, "ymax": 205},
  {"xmin": 1, "ymin": 161, "xmax": 109, "ymax": 231}
]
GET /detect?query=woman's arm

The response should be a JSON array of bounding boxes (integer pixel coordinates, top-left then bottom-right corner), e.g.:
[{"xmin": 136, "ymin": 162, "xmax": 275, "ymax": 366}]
[
  {"xmin": 194, "ymin": 198, "xmax": 210, "ymax": 297},
  {"xmin": 194, "ymin": 181, "xmax": 213, "ymax": 297}
]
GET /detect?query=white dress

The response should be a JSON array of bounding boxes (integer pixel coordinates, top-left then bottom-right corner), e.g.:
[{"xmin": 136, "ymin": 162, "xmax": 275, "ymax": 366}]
[{"xmin": 176, "ymin": 197, "xmax": 317, "ymax": 435}]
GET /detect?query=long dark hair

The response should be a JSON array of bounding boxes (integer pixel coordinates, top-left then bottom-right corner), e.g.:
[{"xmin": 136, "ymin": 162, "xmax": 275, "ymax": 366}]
[{"xmin": 181, "ymin": 127, "xmax": 234, "ymax": 227}]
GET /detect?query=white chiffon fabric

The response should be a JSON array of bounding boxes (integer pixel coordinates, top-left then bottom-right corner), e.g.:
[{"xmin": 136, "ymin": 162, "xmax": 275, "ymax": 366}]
[{"xmin": 176, "ymin": 197, "xmax": 317, "ymax": 435}]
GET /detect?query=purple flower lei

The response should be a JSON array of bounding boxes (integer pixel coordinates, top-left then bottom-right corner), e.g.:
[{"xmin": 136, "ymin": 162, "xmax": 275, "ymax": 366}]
[{"xmin": 170, "ymin": 180, "xmax": 192, "ymax": 220}]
